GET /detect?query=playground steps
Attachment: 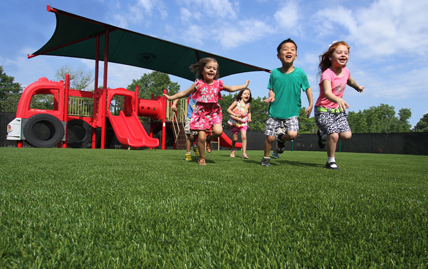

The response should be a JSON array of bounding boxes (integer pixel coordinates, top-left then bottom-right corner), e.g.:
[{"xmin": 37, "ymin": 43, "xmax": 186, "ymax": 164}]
[{"xmin": 175, "ymin": 123, "xmax": 187, "ymax": 150}]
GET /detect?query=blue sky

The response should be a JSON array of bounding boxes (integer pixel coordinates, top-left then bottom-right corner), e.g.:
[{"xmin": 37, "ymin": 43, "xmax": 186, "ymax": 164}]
[{"xmin": 1, "ymin": 0, "xmax": 428, "ymax": 127}]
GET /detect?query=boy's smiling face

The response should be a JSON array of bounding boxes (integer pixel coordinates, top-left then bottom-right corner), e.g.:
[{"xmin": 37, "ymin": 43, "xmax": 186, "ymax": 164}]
[{"xmin": 277, "ymin": 42, "xmax": 297, "ymax": 65}]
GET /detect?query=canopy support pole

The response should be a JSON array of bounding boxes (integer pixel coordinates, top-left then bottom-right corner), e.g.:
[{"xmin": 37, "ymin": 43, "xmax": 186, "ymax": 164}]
[{"xmin": 101, "ymin": 28, "xmax": 109, "ymax": 149}]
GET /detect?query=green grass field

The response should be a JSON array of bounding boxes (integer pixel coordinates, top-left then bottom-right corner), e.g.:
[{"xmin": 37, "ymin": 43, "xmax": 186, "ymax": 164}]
[{"xmin": 0, "ymin": 148, "xmax": 427, "ymax": 268}]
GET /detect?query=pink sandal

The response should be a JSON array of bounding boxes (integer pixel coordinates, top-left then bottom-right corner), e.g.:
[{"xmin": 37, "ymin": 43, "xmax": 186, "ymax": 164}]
[
  {"xmin": 242, "ymin": 153, "xmax": 249, "ymax": 159},
  {"xmin": 230, "ymin": 150, "xmax": 235, "ymax": 157}
]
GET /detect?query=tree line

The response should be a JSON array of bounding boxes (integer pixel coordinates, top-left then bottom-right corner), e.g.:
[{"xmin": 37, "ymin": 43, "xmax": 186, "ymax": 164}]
[{"xmin": 1, "ymin": 65, "xmax": 427, "ymax": 133}]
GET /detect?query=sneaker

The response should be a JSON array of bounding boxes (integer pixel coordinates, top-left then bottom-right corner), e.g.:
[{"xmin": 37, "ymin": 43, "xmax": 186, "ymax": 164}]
[
  {"xmin": 272, "ymin": 149, "xmax": 279, "ymax": 159},
  {"xmin": 317, "ymin": 130, "xmax": 326, "ymax": 149},
  {"xmin": 185, "ymin": 153, "xmax": 192, "ymax": 161},
  {"xmin": 325, "ymin": 162, "xmax": 340, "ymax": 170},
  {"xmin": 193, "ymin": 146, "xmax": 200, "ymax": 157},
  {"xmin": 261, "ymin": 157, "xmax": 271, "ymax": 167},
  {"xmin": 276, "ymin": 133, "xmax": 285, "ymax": 153}
]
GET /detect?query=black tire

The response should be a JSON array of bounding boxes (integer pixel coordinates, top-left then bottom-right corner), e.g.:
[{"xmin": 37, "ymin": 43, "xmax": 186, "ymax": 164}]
[
  {"xmin": 23, "ymin": 114, "xmax": 64, "ymax": 148},
  {"xmin": 153, "ymin": 125, "xmax": 174, "ymax": 149},
  {"xmin": 67, "ymin": 119, "xmax": 92, "ymax": 148}
]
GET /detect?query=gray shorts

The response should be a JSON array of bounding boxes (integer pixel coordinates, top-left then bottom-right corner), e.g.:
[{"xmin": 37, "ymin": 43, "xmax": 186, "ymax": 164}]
[
  {"xmin": 315, "ymin": 109, "xmax": 351, "ymax": 136},
  {"xmin": 185, "ymin": 118, "xmax": 198, "ymax": 136},
  {"xmin": 264, "ymin": 116, "xmax": 299, "ymax": 137}
]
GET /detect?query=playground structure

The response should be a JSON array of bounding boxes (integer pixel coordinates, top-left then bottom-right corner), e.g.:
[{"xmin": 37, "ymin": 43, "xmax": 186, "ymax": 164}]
[
  {"xmin": 6, "ymin": 75, "xmax": 242, "ymax": 150},
  {"xmin": 6, "ymin": 5, "xmax": 268, "ymax": 149}
]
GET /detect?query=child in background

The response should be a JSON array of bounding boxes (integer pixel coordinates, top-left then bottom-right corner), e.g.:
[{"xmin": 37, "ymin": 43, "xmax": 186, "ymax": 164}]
[
  {"xmin": 227, "ymin": 88, "xmax": 252, "ymax": 159},
  {"xmin": 315, "ymin": 41, "xmax": 364, "ymax": 170},
  {"xmin": 262, "ymin": 38, "xmax": 313, "ymax": 167},
  {"xmin": 171, "ymin": 95, "xmax": 199, "ymax": 161},
  {"xmin": 164, "ymin": 57, "xmax": 249, "ymax": 165}
]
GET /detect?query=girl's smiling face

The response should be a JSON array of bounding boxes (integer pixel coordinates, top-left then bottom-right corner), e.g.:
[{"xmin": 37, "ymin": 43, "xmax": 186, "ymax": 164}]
[
  {"xmin": 201, "ymin": 61, "xmax": 218, "ymax": 83},
  {"xmin": 330, "ymin": 45, "xmax": 349, "ymax": 68},
  {"xmin": 242, "ymin": 89, "xmax": 251, "ymax": 103}
]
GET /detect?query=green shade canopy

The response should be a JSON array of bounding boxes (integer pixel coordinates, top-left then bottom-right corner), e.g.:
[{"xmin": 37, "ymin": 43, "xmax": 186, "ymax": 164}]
[{"xmin": 30, "ymin": 5, "xmax": 270, "ymax": 81}]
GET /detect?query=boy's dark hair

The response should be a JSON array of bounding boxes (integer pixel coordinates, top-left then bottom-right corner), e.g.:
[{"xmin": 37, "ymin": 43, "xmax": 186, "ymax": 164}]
[
  {"xmin": 277, "ymin": 38, "xmax": 297, "ymax": 53},
  {"xmin": 235, "ymin": 88, "xmax": 252, "ymax": 103}
]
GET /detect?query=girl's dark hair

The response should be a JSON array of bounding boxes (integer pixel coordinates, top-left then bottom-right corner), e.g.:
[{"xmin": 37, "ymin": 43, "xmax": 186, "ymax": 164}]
[
  {"xmin": 318, "ymin": 41, "xmax": 350, "ymax": 75},
  {"xmin": 189, "ymin": 57, "xmax": 219, "ymax": 80},
  {"xmin": 235, "ymin": 88, "xmax": 252, "ymax": 103}
]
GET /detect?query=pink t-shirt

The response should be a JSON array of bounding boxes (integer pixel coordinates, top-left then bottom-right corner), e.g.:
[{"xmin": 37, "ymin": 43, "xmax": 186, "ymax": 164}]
[
  {"xmin": 315, "ymin": 67, "xmax": 350, "ymax": 108},
  {"xmin": 191, "ymin": 79, "xmax": 223, "ymax": 103}
]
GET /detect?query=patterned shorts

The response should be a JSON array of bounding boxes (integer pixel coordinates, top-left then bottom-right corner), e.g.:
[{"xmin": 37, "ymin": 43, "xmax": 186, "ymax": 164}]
[
  {"xmin": 190, "ymin": 102, "xmax": 222, "ymax": 131},
  {"xmin": 315, "ymin": 109, "xmax": 351, "ymax": 136},
  {"xmin": 264, "ymin": 116, "xmax": 299, "ymax": 137},
  {"xmin": 185, "ymin": 118, "xmax": 198, "ymax": 135},
  {"xmin": 231, "ymin": 124, "xmax": 248, "ymax": 134}
]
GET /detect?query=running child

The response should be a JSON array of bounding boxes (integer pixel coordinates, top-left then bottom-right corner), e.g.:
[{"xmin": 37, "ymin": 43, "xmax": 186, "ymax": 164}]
[
  {"xmin": 262, "ymin": 38, "xmax": 313, "ymax": 167},
  {"xmin": 315, "ymin": 41, "xmax": 364, "ymax": 170},
  {"xmin": 227, "ymin": 88, "xmax": 252, "ymax": 159},
  {"xmin": 164, "ymin": 57, "xmax": 250, "ymax": 165},
  {"xmin": 171, "ymin": 95, "xmax": 199, "ymax": 161}
]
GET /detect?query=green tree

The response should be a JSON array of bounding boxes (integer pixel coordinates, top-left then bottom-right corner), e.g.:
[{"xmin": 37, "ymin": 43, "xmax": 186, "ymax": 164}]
[
  {"xmin": 298, "ymin": 107, "xmax": 316, "ymax": 134},
  {"xmin": 55, "ymin": 64, "xmax": 94, "ymax": 91},
  {"xmin": 0, "ymin": 66, "xmax": 23, "ymax": 112},
  {"xmin": 397, "ymin": 108, "xmax": 412, "ymax": 132},
  {"xmin": 348, "ymin": 104, "xmax": 412, "ymax": 133},
  {"xmin": 127, "ymin": 71, "xmax": 180, "ymax": 100},
  {"xmin": 413, "ymin": 113, "xmax": 428, "ymax": 132}
]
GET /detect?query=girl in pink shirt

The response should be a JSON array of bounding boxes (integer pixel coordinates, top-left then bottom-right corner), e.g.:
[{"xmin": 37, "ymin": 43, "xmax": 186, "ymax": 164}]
[
  {"xmin": 314, "ymin": 41, "xmax": 364, "ymax": 170},
  {"xmin": 165, "ymin": 57, "xmax": 249, "ymax": 165}
]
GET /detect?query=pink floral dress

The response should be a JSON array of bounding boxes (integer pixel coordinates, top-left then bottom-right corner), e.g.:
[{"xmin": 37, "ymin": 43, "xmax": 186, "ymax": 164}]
[{"xmin": 190, "ymin": 79, "xmax": 223, "ymax": 131}]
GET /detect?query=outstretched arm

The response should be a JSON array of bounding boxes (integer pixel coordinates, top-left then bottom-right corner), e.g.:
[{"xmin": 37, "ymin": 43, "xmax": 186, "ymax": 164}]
[
  {"xmin": 223, "ymin": 80, "xmax": 250, "ymax": 93},
  {"xmin": 164, "ymin": 82, "xmax": 197, "ymax": 101},
  {"xmin": 263, "ymin": 89, "xmax": 275, "ymax": 103},
  {"xmin": 322, "ymin": 80, "xmax": 349, "ymax": 112},
  {"xmin": 304, "ymin": 87, "xmax": 313, "ymax": 118},
  {"xmin": 347, "ymin": 76, "xmax": 364, "ymax": 93}
]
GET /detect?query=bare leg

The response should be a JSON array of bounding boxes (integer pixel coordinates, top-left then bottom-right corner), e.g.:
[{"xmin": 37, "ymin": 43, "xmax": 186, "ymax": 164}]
[
  {"xmin": 198, "ymin": 131, "xmax": 207, "ymax": 161},
  {"xmin": 231, "ymin": 133, "xmax": 238, "ymax": 152},
  {"xmin": 186, "ymin": 134, "xmax": 194, "ymax": 152},
  {"xmin": 241, "ymin": 130, "xmax": 247, "ymax": 155},
  {"xmin": 264, "ymin": 136, "xmax": 275, "ymax": 157}
]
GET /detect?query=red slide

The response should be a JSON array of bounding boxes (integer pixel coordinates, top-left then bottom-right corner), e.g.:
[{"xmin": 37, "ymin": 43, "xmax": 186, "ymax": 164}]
[
  {"xmin": 107, "ymin": 110, "xmax": 159, "ymax": 148},
  {"xmin": 219, "ymin": 132, "xmax": 242, "ymax": 149}
]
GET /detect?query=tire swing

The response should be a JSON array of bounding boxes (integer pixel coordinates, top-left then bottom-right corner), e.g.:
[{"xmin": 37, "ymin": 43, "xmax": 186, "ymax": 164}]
[
  {"xmin": 153, "ymin": 125, "xmax": 174, "ymax": 149},
  {"xmin": 67, "ymin": 119, "xmax": 92, "ymax": 148},
  {"xmin": 23, "ymin": 114, "xmax": 64, "ymax": 148}
]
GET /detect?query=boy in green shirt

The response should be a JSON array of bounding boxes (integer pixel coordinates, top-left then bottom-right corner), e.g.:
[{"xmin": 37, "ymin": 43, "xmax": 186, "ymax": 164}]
[{"xmin": 262, "ymin": 38, "xmax": 313, "ymax": 167}]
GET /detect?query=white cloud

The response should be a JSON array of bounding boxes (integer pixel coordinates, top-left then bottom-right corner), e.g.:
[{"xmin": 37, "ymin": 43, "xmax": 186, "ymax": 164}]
[
  {"xmin": 180, "ymin": 24, "xmax": 208, "ymax": 45},
  {"xmin": 274, "ymin": 1, "xmax": 300, "ymax": 32},
  {"xmin": 180, "ymin": 7, "xmax": 201, "ymax": 23},
  {"xmin": 111, "ymin": 0, "xmax": 168, "ymax": 27},
  {"xmin": 178, "ymin": 0, "xmax": 237, "ymax": 18},
  {"xmin": 214, "ymin": 20, "xmax": 275, "ymax": 49},
  {"xmin": 314, "ymin": 0, "xmax": 428, "ymax": 57}
]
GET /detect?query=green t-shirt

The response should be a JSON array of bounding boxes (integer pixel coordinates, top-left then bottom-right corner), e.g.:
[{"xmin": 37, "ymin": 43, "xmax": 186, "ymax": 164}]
[{"xmin": 267, "ymin": 67, "xmax": 310, "ymax": 119}]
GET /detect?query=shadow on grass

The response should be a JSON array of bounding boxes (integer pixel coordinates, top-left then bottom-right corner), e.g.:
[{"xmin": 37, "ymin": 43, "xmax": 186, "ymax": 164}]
[{"xmin": 243, "ymin": 158, "xmax": 323, "ymax": 168}]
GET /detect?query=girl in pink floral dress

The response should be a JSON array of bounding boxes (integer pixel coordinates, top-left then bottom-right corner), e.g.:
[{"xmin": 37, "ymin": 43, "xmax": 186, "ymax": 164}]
[{"xmin": 164, "ymin": 57, "xmax": 249, "ymax": 165}]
